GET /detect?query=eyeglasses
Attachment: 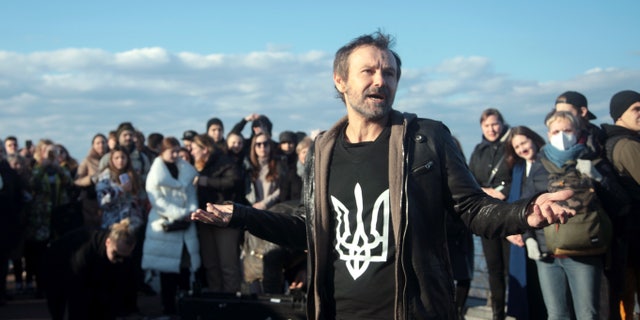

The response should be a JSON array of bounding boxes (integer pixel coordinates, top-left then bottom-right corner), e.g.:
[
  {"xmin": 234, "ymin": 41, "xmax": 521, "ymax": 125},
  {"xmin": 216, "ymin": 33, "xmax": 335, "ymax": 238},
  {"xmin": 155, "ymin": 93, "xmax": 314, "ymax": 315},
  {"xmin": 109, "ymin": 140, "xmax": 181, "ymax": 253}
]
[{"xmin": 255, "ymin": 142, "xmax": 269, "ymax": 148}]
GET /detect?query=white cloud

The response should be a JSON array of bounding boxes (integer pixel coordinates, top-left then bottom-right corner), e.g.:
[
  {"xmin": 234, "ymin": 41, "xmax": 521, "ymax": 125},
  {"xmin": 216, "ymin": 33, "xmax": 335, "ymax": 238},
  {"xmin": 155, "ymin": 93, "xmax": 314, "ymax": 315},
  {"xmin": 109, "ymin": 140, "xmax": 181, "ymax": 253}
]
[
  {"xmin": 114, "ymin": 47, "xmax": 171, "ymax": 68},
  {"xmin": 0, "ymin": 47, "xmax": 638, "ymax": 162}
]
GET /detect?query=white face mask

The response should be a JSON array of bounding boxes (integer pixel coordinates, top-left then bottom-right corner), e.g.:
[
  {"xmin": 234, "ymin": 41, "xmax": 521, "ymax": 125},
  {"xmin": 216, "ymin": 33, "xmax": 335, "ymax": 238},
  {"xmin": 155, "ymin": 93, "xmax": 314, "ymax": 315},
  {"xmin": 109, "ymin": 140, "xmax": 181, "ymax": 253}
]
[{"xmin": 549, "ymin": 132, "xmax": 577, "ymax": 150}]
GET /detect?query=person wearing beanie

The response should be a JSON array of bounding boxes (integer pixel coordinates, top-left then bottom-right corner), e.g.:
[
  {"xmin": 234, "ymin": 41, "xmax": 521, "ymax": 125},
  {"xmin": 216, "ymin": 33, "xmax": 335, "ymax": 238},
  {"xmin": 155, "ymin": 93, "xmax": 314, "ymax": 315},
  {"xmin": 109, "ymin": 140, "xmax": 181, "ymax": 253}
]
[
  {"xmin": 554, "ymin": 91, "xmax": 606, "ymax": 156},
  {"xmin": 601, "ymin": 89, "xmax": 640, "ymax": 320},
  {"xmin": 278, "ymin": 130, "xmax": 299, "ymax": 179},
  {"xmin": 278, "ymin": 131, "xmax": 297, "ymax": 156},
  {"xmin": 206, "ymin": 118, "xmax": 227, "ymax": 153}
]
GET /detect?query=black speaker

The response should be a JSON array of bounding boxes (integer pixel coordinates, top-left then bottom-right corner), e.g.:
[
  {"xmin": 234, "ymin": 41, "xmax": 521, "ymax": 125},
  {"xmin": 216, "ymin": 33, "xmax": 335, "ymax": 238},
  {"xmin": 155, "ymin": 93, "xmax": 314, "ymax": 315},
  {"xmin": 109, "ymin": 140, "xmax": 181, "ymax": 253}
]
[{"xmin": 178, "ymin": 291, "xmax": 307, "ymax": 320}]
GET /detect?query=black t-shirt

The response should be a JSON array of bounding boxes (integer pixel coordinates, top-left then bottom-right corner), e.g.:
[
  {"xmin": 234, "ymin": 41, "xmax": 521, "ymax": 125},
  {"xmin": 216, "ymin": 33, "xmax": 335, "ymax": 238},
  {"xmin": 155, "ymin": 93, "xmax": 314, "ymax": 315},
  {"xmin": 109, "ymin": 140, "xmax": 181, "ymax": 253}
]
[{"xmin": 328, "ymin": 125, "xmax": 395, "ymax": 319}]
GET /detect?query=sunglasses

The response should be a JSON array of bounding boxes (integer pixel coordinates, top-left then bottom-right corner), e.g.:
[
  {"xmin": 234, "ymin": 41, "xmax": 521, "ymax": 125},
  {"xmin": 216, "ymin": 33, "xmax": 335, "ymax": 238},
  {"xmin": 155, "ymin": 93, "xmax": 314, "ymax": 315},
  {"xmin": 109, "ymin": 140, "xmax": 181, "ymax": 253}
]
[{"xmin": 255, "ymin": 142, "xmax": 270, "ymax": 148}]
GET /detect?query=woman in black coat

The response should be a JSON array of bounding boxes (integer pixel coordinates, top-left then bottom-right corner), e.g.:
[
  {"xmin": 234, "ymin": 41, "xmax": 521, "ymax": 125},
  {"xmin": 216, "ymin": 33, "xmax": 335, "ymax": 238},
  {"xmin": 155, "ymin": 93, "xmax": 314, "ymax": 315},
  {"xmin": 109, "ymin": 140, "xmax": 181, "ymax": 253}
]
[{"xmin": 191, "ymin": 134, "xmax": 244, "ymax": 293}]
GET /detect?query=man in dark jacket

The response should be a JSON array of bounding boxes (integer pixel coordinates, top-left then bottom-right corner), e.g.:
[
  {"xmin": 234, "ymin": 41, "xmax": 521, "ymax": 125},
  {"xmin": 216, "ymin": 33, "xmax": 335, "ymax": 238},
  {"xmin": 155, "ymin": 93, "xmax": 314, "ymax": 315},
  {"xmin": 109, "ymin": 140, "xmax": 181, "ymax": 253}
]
[
  {"xmin": 44, "ymin": 219, "xmax": 138, "ymax": 320},
  {"xmin": 0, "ymin": 149, "xmax": 24, "ymax": 305},
  {"xmin": 601, "ymin": 90, "xmax": 640, "ymax": 320},
  {"xmin": 192, "ymin": 31, "xmax": 575, "ymax": 320}
]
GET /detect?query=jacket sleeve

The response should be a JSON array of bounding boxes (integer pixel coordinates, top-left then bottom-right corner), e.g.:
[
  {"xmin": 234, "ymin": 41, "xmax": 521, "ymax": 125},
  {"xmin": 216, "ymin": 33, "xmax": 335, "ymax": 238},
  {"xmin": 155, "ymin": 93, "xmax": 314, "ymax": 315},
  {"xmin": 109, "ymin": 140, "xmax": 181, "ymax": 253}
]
[
  {"xmin": 614, "ymin": 139, "xmax": 640, "ymax": 184},
  {"xmin": 435, "ymin": 124, "xmax": 530, "ymax": 238},
  {"xmin": 230, "ymin": 118, "xmax": 248, "ymax": 135},
  {"xmin": 74, "ymin": 160, "xmax": 92, "ymax": 187},
  {"xmin": 199, "ymin": 164, "xmax": 240, "ymax": 191},
  {"xmin": 228, "ymin": 203, "xmax": 307, "ymax": 250}
]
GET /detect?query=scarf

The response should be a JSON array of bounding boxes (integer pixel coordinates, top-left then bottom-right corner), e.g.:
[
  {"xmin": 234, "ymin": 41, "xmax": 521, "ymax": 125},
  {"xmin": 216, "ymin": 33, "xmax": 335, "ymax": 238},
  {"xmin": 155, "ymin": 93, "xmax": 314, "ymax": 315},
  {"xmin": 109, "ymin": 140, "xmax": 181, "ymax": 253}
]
[
  {"xmin": 542, "ymin": 143, "xmax": 586, "ymax": 168},
  {"xmin": 507, "ymin": 161, "xmax": 524, "ymax": 204}
]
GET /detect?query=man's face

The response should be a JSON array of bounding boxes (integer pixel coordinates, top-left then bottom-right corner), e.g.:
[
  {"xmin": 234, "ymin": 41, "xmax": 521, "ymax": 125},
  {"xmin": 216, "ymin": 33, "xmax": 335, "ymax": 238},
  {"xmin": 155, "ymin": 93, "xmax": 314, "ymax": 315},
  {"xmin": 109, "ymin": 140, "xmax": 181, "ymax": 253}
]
[
  {"xmin": 119, "ymin": 130, "xmax": 134, "ymax": 148},
  {"xmin": 616, "ymin": 102, "xmax": 640, "ymax": 132},
  {"xmin": 481, "ymin": 115, "xmax": 503, "ymax": 142},
  {"xmin": 4, "ymin": 140, "xmax": 17, "ymax": 155},
  {"xmin": 280, "ymin": 141, "xmax": 295, "ymax": 155},
  {"xmin": 183, "ymin": 140, "xmax": 192, "ymax": 151},
  {"xmin": 105, "ymin": 237, "xmax": 134, "ymax": 264},
  {"xmin": 207, "ymin": 124, "xmax": 224, "ymax": 143},
  {"xmin": 335, "ymin": 45, "xmax": 398, "ymax": 121}
]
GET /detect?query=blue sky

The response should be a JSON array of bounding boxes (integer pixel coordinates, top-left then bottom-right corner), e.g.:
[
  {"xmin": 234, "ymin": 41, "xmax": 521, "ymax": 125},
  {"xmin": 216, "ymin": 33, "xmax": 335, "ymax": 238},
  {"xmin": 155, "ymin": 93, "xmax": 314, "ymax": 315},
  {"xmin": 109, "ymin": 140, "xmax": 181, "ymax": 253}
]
[{"xmin": 1, "ymin": 1, "xmax": 639, "ymax": 159}]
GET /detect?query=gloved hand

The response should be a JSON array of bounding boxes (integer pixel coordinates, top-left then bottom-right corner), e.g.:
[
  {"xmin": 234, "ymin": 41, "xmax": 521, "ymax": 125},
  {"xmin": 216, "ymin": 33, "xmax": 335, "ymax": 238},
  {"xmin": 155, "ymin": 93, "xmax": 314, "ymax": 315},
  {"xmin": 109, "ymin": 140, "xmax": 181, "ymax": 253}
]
[
  {"xmin": 577, "ymin": 159, "xmax": 603, "ymax": 182},
  {"xmin": 525, "ymin": 238, "xmax": 542, "ymax": 260}
]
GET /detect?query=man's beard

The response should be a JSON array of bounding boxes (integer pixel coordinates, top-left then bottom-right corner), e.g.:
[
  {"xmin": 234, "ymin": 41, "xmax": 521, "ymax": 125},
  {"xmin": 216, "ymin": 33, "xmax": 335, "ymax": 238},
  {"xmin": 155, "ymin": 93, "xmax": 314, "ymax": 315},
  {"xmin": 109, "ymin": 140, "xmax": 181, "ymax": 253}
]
[{"xmin": 346, "ymin": 86, "xmax": 394, "ymax": 121}]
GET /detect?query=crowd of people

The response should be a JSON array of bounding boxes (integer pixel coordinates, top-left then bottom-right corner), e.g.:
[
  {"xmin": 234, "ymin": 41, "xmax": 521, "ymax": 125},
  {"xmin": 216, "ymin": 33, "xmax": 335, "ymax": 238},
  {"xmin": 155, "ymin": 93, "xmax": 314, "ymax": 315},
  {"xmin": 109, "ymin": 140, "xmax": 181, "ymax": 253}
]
[
  {"xmin": 1, "ymin": 30, "xmax": 639, "ymax": 320},
  {"xmin": 0, "ymin": 114, "xmax": 311, "ymax": 318},
  {"xmin": 464, "ymin": 90, "xmax": 640, "ymax": 320}
]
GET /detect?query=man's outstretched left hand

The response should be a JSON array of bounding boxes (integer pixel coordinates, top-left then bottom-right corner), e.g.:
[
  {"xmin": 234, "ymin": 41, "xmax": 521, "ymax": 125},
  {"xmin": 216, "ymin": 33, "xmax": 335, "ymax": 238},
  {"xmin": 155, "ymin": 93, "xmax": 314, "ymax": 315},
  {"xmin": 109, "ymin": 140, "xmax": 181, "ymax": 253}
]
[{"xmin": 526, "ymin": 189, "xmax": 576, "ymax": 228}]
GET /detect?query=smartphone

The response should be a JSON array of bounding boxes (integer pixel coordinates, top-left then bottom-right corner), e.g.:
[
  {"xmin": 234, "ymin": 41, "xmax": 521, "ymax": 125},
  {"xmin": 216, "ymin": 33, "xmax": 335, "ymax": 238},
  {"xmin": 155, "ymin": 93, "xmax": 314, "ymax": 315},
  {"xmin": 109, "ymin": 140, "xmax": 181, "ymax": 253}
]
[{"xmin": 119, "ymin": 173, "xmax": 130, "ymax": 184}]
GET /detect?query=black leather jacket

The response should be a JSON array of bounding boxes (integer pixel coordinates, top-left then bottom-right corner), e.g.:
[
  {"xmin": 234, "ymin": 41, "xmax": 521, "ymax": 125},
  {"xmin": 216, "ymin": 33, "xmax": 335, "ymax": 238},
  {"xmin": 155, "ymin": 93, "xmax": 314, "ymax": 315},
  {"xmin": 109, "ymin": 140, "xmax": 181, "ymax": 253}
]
[{"xmin": 230, "ymin": 111, "xmax": 533, "ymax": 319}]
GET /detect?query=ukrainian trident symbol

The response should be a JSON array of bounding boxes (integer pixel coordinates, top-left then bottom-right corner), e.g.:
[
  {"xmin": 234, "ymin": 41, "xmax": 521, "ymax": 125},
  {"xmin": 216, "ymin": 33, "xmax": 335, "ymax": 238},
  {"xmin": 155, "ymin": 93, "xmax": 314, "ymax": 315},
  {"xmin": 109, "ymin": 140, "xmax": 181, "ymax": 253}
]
[{"xmin": 332, "ymin": 183, "xmax": 390, "ymax": 280}]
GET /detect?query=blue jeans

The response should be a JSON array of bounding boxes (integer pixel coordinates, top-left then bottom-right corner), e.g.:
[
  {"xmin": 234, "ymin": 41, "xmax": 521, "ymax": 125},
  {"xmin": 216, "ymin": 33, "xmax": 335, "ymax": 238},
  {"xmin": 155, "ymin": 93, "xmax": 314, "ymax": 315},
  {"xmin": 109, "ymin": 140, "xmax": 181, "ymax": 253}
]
[{"xmin": 535, "ymin": 255, "xmax": 602, "ymax": 320}]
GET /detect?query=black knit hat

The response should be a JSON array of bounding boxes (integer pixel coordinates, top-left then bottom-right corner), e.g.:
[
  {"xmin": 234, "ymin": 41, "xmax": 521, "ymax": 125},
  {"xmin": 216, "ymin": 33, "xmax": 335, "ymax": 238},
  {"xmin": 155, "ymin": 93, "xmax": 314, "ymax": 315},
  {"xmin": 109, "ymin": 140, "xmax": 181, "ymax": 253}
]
[
  {"xmin": 555, "ymin": 91, "xmax": 596, "ymax": 120},
  {"xmin": 610, "ymin": 90, "xmax": 640, "ymax": 121},
  {"xmin": 279, "ymin": 131, "xmax": 297, "ymax": 144},
  {"xmin": 206, "ymin": 117, "xmax": 224, "ymax": 131}
]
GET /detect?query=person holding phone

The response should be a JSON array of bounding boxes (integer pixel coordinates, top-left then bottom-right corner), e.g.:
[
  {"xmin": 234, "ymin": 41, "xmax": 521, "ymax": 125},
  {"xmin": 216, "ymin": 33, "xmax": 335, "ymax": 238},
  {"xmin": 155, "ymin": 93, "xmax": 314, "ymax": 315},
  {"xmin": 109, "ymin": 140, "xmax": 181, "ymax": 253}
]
[
  {"xmin": 95, "ymin": 145, "xmax": 144, "ymax": 230},
  {"xmin": 94, "ymin": 145, "xmax": 146, "ymax": 313}
]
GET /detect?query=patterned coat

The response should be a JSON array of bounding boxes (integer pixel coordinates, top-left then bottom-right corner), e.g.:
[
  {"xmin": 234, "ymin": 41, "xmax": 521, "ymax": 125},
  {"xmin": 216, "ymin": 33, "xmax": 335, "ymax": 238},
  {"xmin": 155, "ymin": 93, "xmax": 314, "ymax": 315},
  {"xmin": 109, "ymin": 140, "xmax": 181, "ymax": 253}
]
[{"xmin": 95, "ymin": 169, "xmax": 144, "ymax": 229}]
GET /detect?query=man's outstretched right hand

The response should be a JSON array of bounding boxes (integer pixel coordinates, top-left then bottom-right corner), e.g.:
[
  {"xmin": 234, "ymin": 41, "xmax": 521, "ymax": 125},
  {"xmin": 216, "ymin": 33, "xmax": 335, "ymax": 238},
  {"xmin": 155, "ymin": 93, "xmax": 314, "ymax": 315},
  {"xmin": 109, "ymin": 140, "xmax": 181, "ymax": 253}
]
[{"xmin": 191, "ymin": 203, "xmax": 234, "ymax": 227}]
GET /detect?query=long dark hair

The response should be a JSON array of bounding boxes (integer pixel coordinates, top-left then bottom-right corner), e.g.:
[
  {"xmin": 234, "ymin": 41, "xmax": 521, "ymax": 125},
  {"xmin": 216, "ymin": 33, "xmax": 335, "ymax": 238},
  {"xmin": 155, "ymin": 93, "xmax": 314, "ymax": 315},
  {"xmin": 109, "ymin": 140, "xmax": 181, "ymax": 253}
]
[
  {"xmin": 249, "ymin": 132, "xmax": 279, "ymax": 182},
  {"xmin": 109, "ymin": 145, "xmax": 140, "ymax": 195},
  {"xmin": 504, "ymin": 126, "xmax": 546, "ymax": 169}
]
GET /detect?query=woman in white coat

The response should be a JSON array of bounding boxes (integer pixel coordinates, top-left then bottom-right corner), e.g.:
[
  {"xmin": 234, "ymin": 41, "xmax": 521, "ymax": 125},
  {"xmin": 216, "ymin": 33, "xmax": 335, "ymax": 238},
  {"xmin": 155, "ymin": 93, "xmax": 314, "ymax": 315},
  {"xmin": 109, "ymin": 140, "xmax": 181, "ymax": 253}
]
[{"xmin": 141, "ymin": 137, "xmax": 200, "ymax": 316}]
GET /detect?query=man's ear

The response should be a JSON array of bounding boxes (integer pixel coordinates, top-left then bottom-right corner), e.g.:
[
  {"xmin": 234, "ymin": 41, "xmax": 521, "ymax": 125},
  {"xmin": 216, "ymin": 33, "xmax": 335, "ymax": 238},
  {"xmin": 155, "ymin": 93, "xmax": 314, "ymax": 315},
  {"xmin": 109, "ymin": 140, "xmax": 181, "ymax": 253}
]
[
  {"xmin": 334, "ymin": 73, "xmax": 346, "ymax": 93},
  {"xmin": 579, "ymin": 106, "xmax": 589, "ymax": 118}
]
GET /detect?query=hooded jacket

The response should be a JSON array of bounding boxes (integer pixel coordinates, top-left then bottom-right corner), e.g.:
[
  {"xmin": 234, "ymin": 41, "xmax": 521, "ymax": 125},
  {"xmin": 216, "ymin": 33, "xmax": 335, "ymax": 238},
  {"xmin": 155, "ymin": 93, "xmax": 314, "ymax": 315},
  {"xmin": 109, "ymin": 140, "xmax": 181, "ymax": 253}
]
[{"xmin": 230, "ymin": 111, "xmax": 533, "ymax": 319}]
